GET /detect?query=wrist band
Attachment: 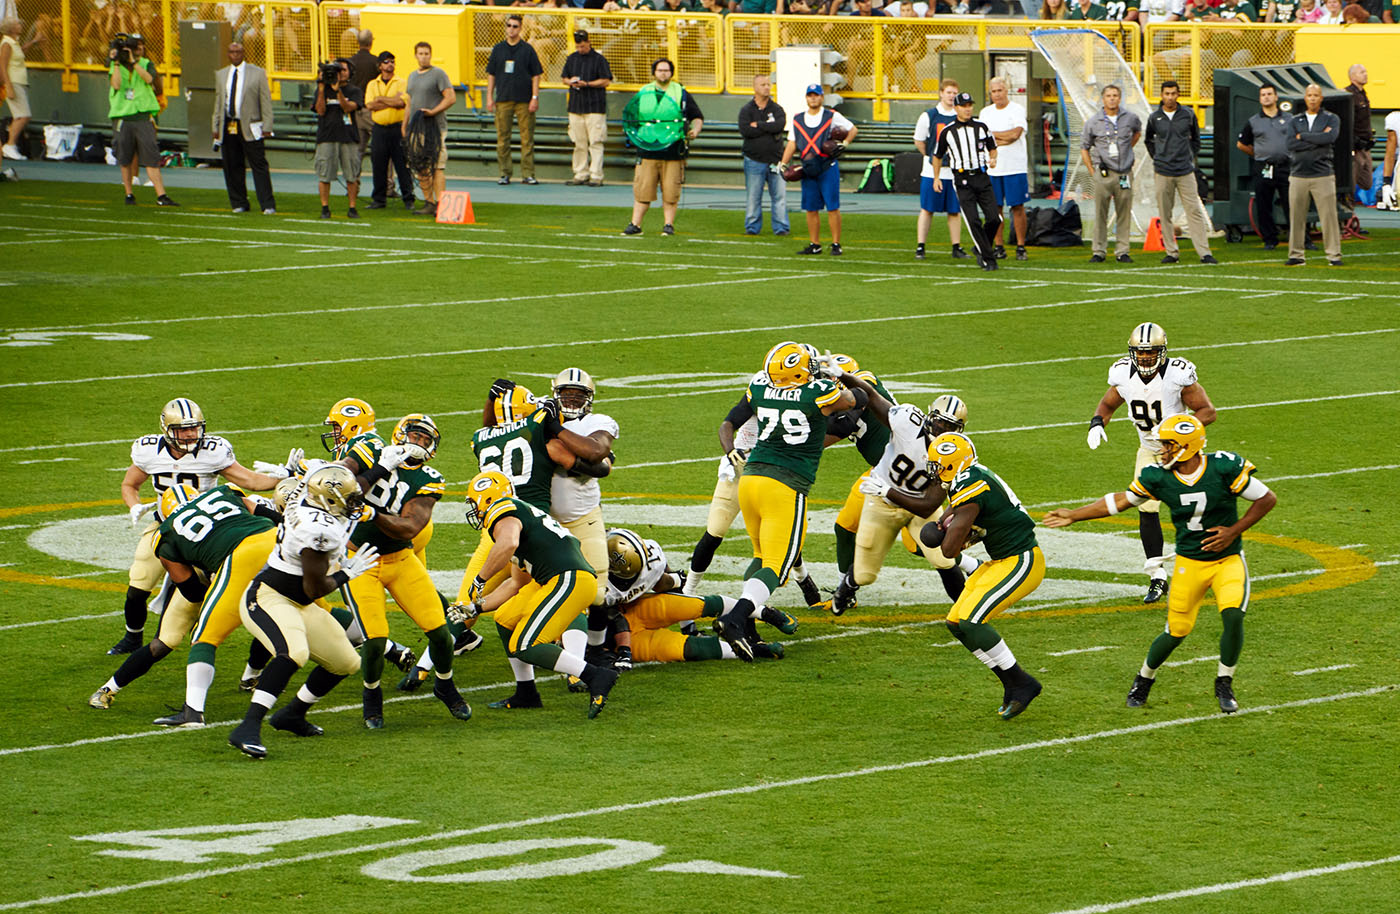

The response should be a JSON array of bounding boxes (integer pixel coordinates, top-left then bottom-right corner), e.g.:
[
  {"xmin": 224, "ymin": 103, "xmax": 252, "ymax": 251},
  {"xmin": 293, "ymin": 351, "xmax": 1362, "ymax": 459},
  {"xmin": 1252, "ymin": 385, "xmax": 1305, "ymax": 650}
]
[
  {"xmin": 1089, "ymin": 415, "xmax": 1105, "ymax": 429},
  {"xmin": 331, "ymin": 570, "xmax": 351, "ymax": 588},
  {"xmin": 362, "ymin": 463, "xmax": 390, "ymax": 485}
]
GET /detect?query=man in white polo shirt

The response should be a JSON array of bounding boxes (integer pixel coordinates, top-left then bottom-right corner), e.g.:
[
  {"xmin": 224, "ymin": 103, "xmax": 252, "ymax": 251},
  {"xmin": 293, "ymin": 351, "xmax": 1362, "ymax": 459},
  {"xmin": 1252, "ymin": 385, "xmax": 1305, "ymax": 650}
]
[{"xmin": 978, "ymin": 76, "xmax": 1029, "ymax": 261}]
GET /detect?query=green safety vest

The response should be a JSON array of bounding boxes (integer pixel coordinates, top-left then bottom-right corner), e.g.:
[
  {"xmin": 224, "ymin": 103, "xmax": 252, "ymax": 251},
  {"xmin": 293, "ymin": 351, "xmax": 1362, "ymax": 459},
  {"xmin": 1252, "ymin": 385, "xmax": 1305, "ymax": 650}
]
[
  {"xmin": 109, "ymin": 58, "xmax": 159, "ymax": 119},
  {"xmin": 626, "ymin": 81, "xmax": 685, "ymax": 151}
]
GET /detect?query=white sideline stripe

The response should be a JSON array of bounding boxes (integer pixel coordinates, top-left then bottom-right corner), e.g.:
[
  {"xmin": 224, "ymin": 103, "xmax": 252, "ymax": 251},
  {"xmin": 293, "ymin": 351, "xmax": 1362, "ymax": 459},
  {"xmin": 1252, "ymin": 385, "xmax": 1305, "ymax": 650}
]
[
  {"xmin": 179, "ymin": 255, "xmax": 470, "ymax": 276},
  {"xmin": 1046, "ymin": 646, "xmax": 1116, "ymax": 656},
  {"xmin": 0, "ymin": 290, "xmax": 1180, "ymax": 390},
  {"xmin": 1267, "ymin": 464, "xmax": 1400, "ymax": 482},
  {"xmin": 1045, "ymin": 853, "xmax": 1400, "ymax": 914},
  {"xmin": 0, "ymin": 685, "xmax": 1391, "ymax": 912},
  {"xmin": 1291, "ymin": 664, "xmax": 1356, "ymax": 676},
  {"xmin": 0, "ymin": 611, "xmax": 122, "ymax": 632},
  {"xmin": 1163, "ymin": 654, "xmax": 1217, "ymax": 668}
]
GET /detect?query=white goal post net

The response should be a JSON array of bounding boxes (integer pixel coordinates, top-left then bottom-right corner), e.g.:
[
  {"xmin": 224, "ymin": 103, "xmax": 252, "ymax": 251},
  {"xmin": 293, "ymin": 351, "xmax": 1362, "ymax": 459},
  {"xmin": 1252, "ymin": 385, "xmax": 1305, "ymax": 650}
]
[{"xmin": 1031, "ymin": 28, "xmax": 1159, "ymax": 240}]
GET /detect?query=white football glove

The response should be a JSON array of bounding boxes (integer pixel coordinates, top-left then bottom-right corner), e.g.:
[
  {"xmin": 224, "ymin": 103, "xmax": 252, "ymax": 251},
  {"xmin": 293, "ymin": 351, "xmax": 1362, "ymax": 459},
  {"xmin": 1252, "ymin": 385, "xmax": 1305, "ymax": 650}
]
[
  {"xmin": 1087, "ymin": 424, "xmax": 1108, "ymax": 450},
  {"xmin": 285, "ymin": 447, "xmax": 305, "ymax": 473},
  {"xmin": 813, "ymin": 349, "xmax": 839, "ymax": 380},
  {"xmin": 401, "ymin": 443, "xmax": 429, "ymax": 464},
  {"xmin": 376, "ymin": 444, "xmax": 411, "ymax": 470},
  {"xmin": 129, "ymin": 502, "xmax": 153, "ymax": 526},
  {"xmin": 858, "ymin": 477, "xmax": 891, "ymax": 499},
  {"xmin": 466, "ymin": 574, "xmax": 488, "ymax": 604},
  {"xmin": 1380, "ymin": 184, "xmax": 1397, "ymax": 211},
  {"xmin": 253, "ymin": 460, "xmax": 291, "ymax": 480},
  {"xmin": 446, "ymin": 601, "xmax": 481, "ymax": 625},
  {"xmin": 341, "ymin": 544, "xmax": 380, "ymax": 580}
]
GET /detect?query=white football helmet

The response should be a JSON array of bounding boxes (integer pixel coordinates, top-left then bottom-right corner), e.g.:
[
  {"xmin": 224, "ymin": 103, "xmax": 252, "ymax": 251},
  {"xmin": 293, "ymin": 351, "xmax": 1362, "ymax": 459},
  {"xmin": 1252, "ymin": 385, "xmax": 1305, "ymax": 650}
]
[
  {"xmin": 1128, "ymin": 322, "xmax": 1168, "ymax": 377},
  {"xmin": 160, "ymin": 398, "xmax": 205, "ymax": 453}
]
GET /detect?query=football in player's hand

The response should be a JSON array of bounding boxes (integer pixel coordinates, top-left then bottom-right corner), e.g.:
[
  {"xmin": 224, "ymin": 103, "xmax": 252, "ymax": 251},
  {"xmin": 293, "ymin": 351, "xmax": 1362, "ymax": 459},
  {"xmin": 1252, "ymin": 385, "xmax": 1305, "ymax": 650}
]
[{"xmin": 919, "ymin": 520, "xmax": 944, "ymax": 549}]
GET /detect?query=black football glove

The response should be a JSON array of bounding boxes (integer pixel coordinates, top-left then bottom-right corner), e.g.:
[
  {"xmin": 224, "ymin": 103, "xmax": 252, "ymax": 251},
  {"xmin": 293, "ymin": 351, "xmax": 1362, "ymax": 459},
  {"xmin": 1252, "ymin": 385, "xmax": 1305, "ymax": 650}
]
[{"xmin": 488, "ymin": 378, "xmax": 515, "ymax": 400}]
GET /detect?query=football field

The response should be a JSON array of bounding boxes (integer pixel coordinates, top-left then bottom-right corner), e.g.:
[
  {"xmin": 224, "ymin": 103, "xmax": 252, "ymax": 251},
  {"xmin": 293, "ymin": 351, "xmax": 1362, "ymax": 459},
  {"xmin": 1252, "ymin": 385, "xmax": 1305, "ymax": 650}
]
[{"xmin": 1, "ymin": 179, "xmax": 1398, "ymax": 914}]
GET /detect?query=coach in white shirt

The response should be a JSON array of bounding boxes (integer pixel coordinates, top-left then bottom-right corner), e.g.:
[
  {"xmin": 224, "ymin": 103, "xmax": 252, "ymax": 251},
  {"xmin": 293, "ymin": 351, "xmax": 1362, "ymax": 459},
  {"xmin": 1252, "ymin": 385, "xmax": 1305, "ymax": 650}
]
[{"xmin": 978, "ymin": 76, "xmax": 1029, "ymax": 261}]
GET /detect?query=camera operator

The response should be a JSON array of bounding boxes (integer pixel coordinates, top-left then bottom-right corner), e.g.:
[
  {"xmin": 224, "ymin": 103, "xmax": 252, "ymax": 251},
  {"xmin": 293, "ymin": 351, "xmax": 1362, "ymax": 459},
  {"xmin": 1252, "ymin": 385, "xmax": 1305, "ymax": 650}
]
[
  {"xmin": 313, "ymin": 58, "xmax": 363, "ymax": 218},
  {"xmin": 108, "ymin": 33, "xmax": 177, "ymax": 206}
]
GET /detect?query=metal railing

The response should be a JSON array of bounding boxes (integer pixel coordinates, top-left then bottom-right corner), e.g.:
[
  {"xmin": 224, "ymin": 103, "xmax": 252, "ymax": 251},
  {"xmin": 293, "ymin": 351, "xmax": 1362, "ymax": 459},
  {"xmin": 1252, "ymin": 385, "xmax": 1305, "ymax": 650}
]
[{"xmin": 1143, "ymin": 21, "xmax": 1302, "ymax": 106}]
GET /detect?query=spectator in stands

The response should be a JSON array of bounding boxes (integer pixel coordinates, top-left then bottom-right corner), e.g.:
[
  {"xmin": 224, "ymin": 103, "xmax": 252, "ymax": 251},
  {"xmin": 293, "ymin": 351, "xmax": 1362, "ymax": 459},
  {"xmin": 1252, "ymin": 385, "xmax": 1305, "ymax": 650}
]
[
  {"xmin": 622, "ymin": 58, "xmax": 703, "ymax": 236},
  {"xmin": 1, "ymin": 16, "xmax": 32, "ymax": 160},
  {"xmin": 1292, "ymin": 0, "xmax": 1324, "ymax": 20},
  {"xmin": 1039, "ymin": 0, "xmax": 1071, "ymax": 18},
  {"xmin": 699, "ymin": 0, "xmax": 732, "ymax": 12},
  {"xmin": 1340, "ymin": 0, "xmax": 1370, "ymax": 19},
  {"xmin": 365, "ymin": 50, "xmax": 415, "ymax": 210},
  {"xmin": 1285, "ymin": 84, "xmax": 1342, "ymax": 266},
  {"xmin": 1346, "ymin": 64, "xmax": 1373, "ymax": 198},
  {"xmin": 1140, "ymin": 0, "xmax": 1185, "ymax": 21},
  {"xmin": 1145, "ymin": 79, "xmax": 1217, "ymax": 264},
  {"xmin": 1069, "ymin": 0, "xmax": 1109, "ymax": 18},
  {"xmin": 348, "ymin": 30, "xmax": 378, "ymax": 159},
  {"xmin": 1316, "ymin": 0, "xmax": 1345, "ymax": 21},
  {"xmin": 732, "ymin": 0, "xmax": 778, "ymax": 11},
  {"xmin": 739, "ymin": 74, "xmax": 789, "ymax": 235},
  {"xmin": 486, "ymin": 14, "xmax": 543, "ymax": 185},
  {"xmin": 1080, "ymin": 84, "xmax": 1141, "ymax": 263},
  {"xmin": 643, "ymin": 0, "xmax": 700, "ymax": 9},
  {"xmin": 1213, "ymin": 0, "xmax": 1258, "ymax": 18},
  {"xmin": 561, "ymin": 30, "xmax": 612, "ymax": 187}
]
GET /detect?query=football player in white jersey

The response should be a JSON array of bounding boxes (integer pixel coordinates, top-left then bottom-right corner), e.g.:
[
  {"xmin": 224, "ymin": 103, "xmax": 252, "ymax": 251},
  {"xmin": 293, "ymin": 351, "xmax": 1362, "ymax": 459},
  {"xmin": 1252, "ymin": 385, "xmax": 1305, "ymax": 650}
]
[
  {"xmin": 828, "ymin": 378, "xmax": 979, "ymax": 613},
  {"xmin": 228, "ymin": 465, "xmax": 381, "ymax": 759},
  {"xmin": 680, "ymin": 371, "xmax": 825, "ymax": 608},
  {"xmin": 1086, "ymin": 322, "xmax": 1217, "ymax": 602},
  {"xmin": 112, "ymin": 397, "xmax": 299, "ymax": 655}
]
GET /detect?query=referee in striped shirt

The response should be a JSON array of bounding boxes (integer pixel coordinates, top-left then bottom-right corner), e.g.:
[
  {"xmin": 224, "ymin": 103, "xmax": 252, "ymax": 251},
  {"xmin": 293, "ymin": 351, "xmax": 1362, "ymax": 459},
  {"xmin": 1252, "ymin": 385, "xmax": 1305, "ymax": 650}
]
[{"xmin": 931, "ymin": 92, "xmax": 1002, "ymax": 272}]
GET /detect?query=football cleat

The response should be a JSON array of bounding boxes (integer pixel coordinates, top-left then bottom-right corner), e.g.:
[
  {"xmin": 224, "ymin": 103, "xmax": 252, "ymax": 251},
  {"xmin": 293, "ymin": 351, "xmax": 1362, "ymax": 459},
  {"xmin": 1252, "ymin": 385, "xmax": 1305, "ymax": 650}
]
[
  {"xmin": 464, "ymin": 471, "xmax": 515, "ymax": 530},
  {"xmin": 238, "ymin": 674, "xmax": 260, "ymax": 692},
  {"xmin": 228, "ymin": 722, "xmax": 267, "ymax": 759},
  {"xmin": 88, "ymin": 686, "xmax": 115, "ymax": 710},
  {"xmin": 385, "ymin": 644, "xmax": 418, "ymax": 672},
  {"xmin": 797, "ymin": 574, "xmax": 824, "ymax": 607},
  {"xmin": 552, "ymin": 367, "xmax": 596, "ymax": 420},
  {"xmin": 830, "ymin": 572, "xmax": 859, "ymax": 616},
  {"xmin": 679, "ymin": 620, "xmax": 699, "ymax": 637},
  {"xmin": 1128, "ymin": 322, "xmax": 1168, "ymax": 377},
  {"xmin": 926, "ymin": 432, "xmax": 977, "ymax": 485},
  {"xmin": 321, "ymin": 398, "xmax": 376, "ymax": 454},
  {"xmin": 397, "ymin": 667, "xmax": 430, "ymax": 692},
  {"xmin": 107, "ymin": 632, "xmax": 142, "ymax": 655},
  {"xmin": 453, "ymin": 629, "xmax": 484, "ymax": 655},
  {"xmin": 488, "ymin": 690, "xmax": 544, "ymax": 709},
  {"xmin": 583, "ymin": 666, "xmax": 620, "ymax": 719},
  {"xmin": 160, "ymin": 398, "xmax": 206, "ymax": 454},
  {"xmin": 363, "ymin": 686, "xmax": 385, "ymax": 730},
  {"xmin": 753, "ymin": 641, "xmax": 785, "ymax": 660},
  {"xmin": 1214, "ymin": 676, "xmax": 1239, "ymax": 714},
  {"xmin": 999, "ymin": 676, "xmax": 1043, "ymax": 720},
  {"xmin": 269, "ymin": 707, "xmax": 324, "ymax": 737},
  {"xmin": 712, "ymin": 612, "xmax": 756, "ymax": 662},
  {"xmin": 1155, "ymin": 414, "xmax": 1207, "ymax": 468},
  {"xmin": 760, "ymin": 606, "xmax": 799, "ymax": 635},
  {"xmin": 566, "ymin": 675, "xmax": 588, "ymax": 693},
  {"xmin": 613, "ymin": 646, "xmax": 634, "ymax": 672},
  {"xmin": 1143, "ymin": 578, "xmax": 1168, "ymax": 604},
  {"xmin": 1126, "ymin": 674, "xmax": 1154, "ymax": 707},
  {"xmin": 154, "ymin": 704, "xmax": 205, "ymax": 727},
  {"xmin": 433, "ymin": 681, "xmax": 473, "ymax": 721}
]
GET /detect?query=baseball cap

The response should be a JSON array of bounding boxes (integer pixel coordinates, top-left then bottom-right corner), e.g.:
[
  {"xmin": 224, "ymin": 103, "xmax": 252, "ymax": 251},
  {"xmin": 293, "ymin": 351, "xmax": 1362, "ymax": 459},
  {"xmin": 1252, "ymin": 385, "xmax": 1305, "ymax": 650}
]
[
  {"xmin": 805, "ymin": 83, "xmax": 823, "ymax": 96},
  {"xmin": 376, "ymin": 50, "xmax": 395, "ymax": 63},
  {"xmin": 573, "ymin": 29, "xmax": 589, "ymax": 41},
  {"xmin": 954, "ymin": 91, "xmax": 974, "ymax": 106}
]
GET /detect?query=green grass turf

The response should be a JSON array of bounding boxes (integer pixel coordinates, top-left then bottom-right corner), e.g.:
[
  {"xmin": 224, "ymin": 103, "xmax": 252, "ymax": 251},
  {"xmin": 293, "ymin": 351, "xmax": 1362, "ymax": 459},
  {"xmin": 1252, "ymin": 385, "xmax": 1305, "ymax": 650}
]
[{"xmin": 1, "ymin": 180, "xmax": 1397, "ymax": 913}]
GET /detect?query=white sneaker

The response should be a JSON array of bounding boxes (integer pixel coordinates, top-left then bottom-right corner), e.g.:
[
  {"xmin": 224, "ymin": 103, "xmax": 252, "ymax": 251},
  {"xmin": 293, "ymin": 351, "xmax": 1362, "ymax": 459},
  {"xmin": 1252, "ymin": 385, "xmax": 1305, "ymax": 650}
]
[{"xmin": 2, "ymin": 145, "xmax": 23, "ymax": 160}]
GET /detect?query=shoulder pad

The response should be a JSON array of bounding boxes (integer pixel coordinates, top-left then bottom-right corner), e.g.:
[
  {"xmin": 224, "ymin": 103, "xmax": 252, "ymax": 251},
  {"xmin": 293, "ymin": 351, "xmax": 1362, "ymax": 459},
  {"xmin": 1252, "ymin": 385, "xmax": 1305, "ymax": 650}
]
[
  {"xmin": 1107, "ymin": 358, "xmax": 1134, "ymax": 387},
  {"xmin": 1164, "ymin": 358, "xmax": 1198, "ymax": 387},
  {"xmin": 749, "ymin": 370, "xmax": 768, "ymax": 386}
]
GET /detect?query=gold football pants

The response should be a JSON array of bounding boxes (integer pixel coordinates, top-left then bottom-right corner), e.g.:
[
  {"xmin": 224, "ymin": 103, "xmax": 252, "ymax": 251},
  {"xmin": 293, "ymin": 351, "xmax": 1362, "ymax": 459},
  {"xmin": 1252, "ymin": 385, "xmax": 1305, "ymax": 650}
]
[
  {"xmin": 345, "ymin": 547, "xmax": 447, "ymax": 640},
  {"xmin": 562, "ymin": 505, "xmax": 608, "ymax": 605},
  {"xmin": 737, "ymin": 474, "xmax": 807, "ymax": 586},
  {"xmin": 854, "ymin": 496, "xmax": 951, "ymax": 585},
  {"xmin": 624, "ymin": 592, "xmax": 709, "ymax": 664},
  {"xmin": 495, "ymin": 570, "xmax": 597, "ymax": 654},
  {"xmin": 128, "ymin": 521, "xmax": 163, "ymax": 591},
  {"xmin": 1165, "ymin": 553, "xmax": 1249, "ymax": 637},
  {"xmin": 946, "ymin": 547, "xmax": 1045, "ymax": 625},
  {"xmin": 191, "ymin": 528, "xmax": 279, "ymax": 647}
]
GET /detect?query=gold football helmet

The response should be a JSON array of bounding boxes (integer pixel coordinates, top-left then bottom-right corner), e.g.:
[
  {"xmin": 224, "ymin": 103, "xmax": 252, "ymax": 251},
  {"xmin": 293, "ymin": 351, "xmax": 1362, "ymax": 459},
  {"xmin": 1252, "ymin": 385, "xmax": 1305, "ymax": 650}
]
[
  {"xmin": 392, "ymin": 413, "xmax": 440, "ymax": 466},
  {"xmin": 160, "ymin": 398, "xmax": 206, "ymax": 453},
  {"xmin": 156, "ymin": 483, "xmax": 199, "ymax": 523},
  {"xmin": 301, "ymin": 465, "xmax": 364, "ymax": 519},
  {"xmin": 272, "ymin": 476, "xmax": 302, "ymax": 512},
  {"xmin": 464, "ymin": 470, "xmax": 514, "ymax": 529},
  {"xmin": 1155, "ymin": 414, "xmax": 1206, "ymax": 468},
  {"xmin": 1128, "ymin": 322, "xmax": 1168, "ymax": 377},
  {"xmin": 552, "ymin": 367, "xmax": 596, "ymax": 421},
  {"xmin": 764, "ymin": 341, "xmax": 816, "ymax": 389},
  {"xmin": 926, "ymin": 432, "xmax": 978, "ymax": 485},
  {"xmin": 493, "ymin": 384, "xmax": 538, "ymax": 425},
  {"xmin": 924, "ymin": 394, "xmax": 968, "ymax": 436},
  {"xmin": 606, "ymin": 528, "xmax": 647, "ymax": 580},
  {"xmin": 321, "ymin": 398, "xmax": 376, "ymax": 454},
  {"xmin": 830, "ymin": 354, "xmax": 860, "ymax": 375}
]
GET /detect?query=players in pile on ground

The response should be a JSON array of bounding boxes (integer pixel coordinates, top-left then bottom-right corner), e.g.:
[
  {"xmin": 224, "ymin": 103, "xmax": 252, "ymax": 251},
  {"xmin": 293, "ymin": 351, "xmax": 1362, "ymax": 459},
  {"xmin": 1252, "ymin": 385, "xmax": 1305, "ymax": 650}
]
[{"xmin": 94, "ymin": 325, "xmax": 1244, "ymax": 750}]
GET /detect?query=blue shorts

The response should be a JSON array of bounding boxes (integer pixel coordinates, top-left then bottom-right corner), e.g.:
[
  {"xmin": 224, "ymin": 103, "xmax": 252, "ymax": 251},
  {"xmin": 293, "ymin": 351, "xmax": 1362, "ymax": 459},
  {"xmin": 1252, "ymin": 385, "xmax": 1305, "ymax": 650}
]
[
  {"xmin": 800, "ymin": 162, "xmax": 841, "ymax": 212},
  {"xmin": 991, "ymin": 173, "xmax": 1030, "ymax": 207},
  {"xmin": 920, "ymin": 176, "xmax": 960, "ymax": 214}
]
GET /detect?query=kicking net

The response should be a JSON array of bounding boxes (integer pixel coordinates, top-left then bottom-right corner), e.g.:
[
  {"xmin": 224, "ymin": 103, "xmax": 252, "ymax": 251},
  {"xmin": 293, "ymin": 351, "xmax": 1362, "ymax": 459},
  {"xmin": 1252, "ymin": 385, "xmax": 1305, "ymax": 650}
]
[{"xmin": 1031, "ymin": 28, "xmax": 1158, "ymax": 239}]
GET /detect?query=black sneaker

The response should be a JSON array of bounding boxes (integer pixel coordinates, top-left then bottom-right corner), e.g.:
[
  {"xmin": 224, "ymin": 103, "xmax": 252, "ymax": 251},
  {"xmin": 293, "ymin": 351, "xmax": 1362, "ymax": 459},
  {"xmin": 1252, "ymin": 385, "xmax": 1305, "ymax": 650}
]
[
  {"xmin": 228, "ymin": 721, "xmax": 267, "ymax": 759},
  {"xmin": 1328, "ymin": 259, "xmax": 1343, "ymax": 267},
  {"xmin": 433, "ymin": 680, "xmax": 473, "ymax": 721},
  {"xmin": 712, "ymin": 611, "xmax": 756, "ymax": 662},
  {"xmin": 239, "ymin": 674, "xmax": 259, "ymax": 692},
  {"xmin": 1126, "ymin": 674, "xmax": 1154, "ymax": 708},
  {"xmin": 454, "ymin": 628, "xmax": 484, "ymax": 655},
  {"xmin": 622, "ymin": 223, "xmax": 642, "ymax": 236},
  {"xmin": 797, "ymin": 242, "xmax": 823, "ymax": 255},
  {"xmin": 760, "ymin": 606, "xmax": 799, "ymax": 635},
  {"xmin": 951, "ymin": 244, "xmax": 970, "ymax": 259},
  {"xmin": 346, "ymin": 207, "xmax": 360, "ymax": 219},
  {"xmin": 1200, "ymin": 254, "xmax": 1219, "ymax": 264},
  {"xmin": 1116, "ymin": 253, "xmax": 1133, "ymax": 263},
  {"xmin": 124, "ymin": 193, "xmax": 136, "ymax": 205},
  {"xmin": 153, "ymin": 704, "xmax": 205, "ymax": 727},
  {"xmin": 582, "ymin": 666, "xmax": 620, "ymax": 719},
  {"xmin": 999, "ymin": 675, "xmax": 1043, "ymax": 720},
  {"xmin": 993, "ymin": 245, "xmax": 1007, "ymax": 260},
  {"xmin": 320, "ymin": 206, "xmax": 332, "ymax": 219},
  {"xmin": 980, "ymin": 257, "xmax": 996, "ymax": 272},
  {"xmin": 1015, "ymin": 245, "xmax": 1028, "ymax": 261},
  {"xmin": 797, "ymin": 574, "xmax": 824, "ymax": 607},
  {"xmin": 363, "ymin": 686, "xmax": 384, "ymax": 730},
  {"xmin": 1143, "ymin": 577, "xmax": 1168, "ymax": 604},
  {"xmin": 915, "ymin": 244, "xmax": 926, "ymax": 260},
  {"xmin": 1089, "ymin": 253, "xmax": 1106, "ymax": 263},
  {"xmin": 1214, "ymin": 675, "xmax": 1239, "ymax": 713},
  {"xmin": 1284, "ymin": 257, "xmax": 1306, "ymax": 266},
  {"xmin": 367, "ymin": 201, "xmax": 387, "ymax": 209},
  {"xmin": 829, "ymin": 242, "xmax": 843, "ymax": 255},
  {"xmin": 1262, "ymin": 240, "xmax": 1278, "ymax": 250},
  {"xmin": 107, "ymin": 632, "xmax": 142, "ymax": 655},
  {"xmin": 1305, "ymin": 239, "xmax": 1318, "ymax": 251},
  {"xmin": 402, "ymin": 196, "xmax": 415, "ymax": 210},
  {"xmin": 270, "ymin": 706, "xmax": 324, "ymax": 737},
  {"xmin": 488, "ymin": 690, "xmax": 543, "ymax": 709},
  {"xmin": 564, "ymin": 178, "xmax": 588, "ymax": 186},
  {"xmin": 156, "ymin": 194, "xmax": 179, "ymax": 207},
  {"xmin": 661, "ymin": 223, "xmax": 675, "ymax": 235},
  {"xmin": 1160, "ymin": 254, "xmax": 1180, "ymax": 264}
]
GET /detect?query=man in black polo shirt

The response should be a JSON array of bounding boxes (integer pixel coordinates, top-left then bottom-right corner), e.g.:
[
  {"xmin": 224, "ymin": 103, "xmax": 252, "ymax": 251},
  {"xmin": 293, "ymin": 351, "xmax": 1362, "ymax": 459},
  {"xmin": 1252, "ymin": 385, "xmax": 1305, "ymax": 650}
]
[
  {"xmin": 313, "ymin": 58, "xmax": 364, "ymax": 219},
  {"xmin": 1235, "ymin": 83, "xmax": 1291, "ymax": 250},
  {"xmin": 930, "ymin": 92, "xmax": 1001, "ymax": 271},
  {"xmin": 486, "ymin": 14, "xmax": 544, "ymax": 186},
  {"xmin": 561, "ymin": 30, "xmax": 612, "ymax": 187},
  {"xmin": 739, "ymin": 74, "xmax": 789, "ymax": 236},
  {"xmin": 348, "ymin": 30, "xmax": 379, "ymax": 158}
]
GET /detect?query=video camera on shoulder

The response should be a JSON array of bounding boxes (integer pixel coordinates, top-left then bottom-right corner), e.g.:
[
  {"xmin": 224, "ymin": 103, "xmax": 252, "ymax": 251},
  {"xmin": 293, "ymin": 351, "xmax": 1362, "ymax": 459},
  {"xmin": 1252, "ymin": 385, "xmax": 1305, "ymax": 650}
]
[
  {"xmin": 109, "ymin": 32, "xmax": 141, "ymax": 66},
  {"xmin": 320, "ymin": 61, "xmax": 343, "ymax": 88}
]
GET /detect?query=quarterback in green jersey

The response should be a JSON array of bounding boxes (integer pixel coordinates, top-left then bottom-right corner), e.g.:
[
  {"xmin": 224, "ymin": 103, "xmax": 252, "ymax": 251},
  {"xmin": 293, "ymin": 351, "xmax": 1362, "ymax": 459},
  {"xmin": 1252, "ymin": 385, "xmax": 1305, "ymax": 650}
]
[{"xmin": 1046, "ymin": 414, "xmax": 1276, "ymax": 713}]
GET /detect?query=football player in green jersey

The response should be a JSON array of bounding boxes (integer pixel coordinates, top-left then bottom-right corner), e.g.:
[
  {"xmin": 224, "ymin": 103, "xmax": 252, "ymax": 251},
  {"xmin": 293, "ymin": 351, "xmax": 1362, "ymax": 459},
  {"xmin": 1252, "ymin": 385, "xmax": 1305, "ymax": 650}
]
[
  {"xmin": 339, "ymin": 414, "xmax": 473, "ymax": 727},
  {"xmin": 713, "ymin": 341, "xmax": 855, "ymax": 661},
  {"xmin": 1045, "ymin": 414, "xmax": 1276, "ymax": 713},
  {"xmin": 926, "ymin": 432, "xmax": 1046, "ymax": 720},
  {"xmin": 460, "ymin": 471, "xmax": 620, "ymax": 718}
]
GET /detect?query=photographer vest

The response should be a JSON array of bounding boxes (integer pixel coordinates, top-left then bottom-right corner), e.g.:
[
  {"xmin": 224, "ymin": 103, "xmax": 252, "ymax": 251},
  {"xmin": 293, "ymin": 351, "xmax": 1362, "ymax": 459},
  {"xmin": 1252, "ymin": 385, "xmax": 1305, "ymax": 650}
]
[
  {"xmin": 627, "ymin": 82, "xmax": 685, "ymax": 151},
  {"xmin": 109, "ymin": 58, "xmax": 159, "ymax": 119}
]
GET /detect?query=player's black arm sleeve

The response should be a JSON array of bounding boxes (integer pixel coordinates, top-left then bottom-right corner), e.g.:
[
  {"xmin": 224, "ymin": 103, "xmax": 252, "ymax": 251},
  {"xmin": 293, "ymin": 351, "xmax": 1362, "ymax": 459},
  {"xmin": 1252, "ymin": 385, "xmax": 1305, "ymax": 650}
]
[{"xmin": 725, "ymin": 397, "xmax": 755, "ymax": 429}]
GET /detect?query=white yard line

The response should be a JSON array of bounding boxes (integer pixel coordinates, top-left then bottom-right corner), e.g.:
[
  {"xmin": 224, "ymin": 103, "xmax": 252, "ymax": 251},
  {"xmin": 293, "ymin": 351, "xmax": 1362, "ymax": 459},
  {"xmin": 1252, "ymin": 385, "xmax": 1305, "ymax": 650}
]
[
  {"xmin": 180, "ymin": 255, "xmax": 473, "ymax": 276},
  {"xmin": 1046, "ymin": 646, "xmax": 1117, "ymax": 657},
  {"xmin": 1290, "ymin": 664, "xmax": 1356, "ymax": 676},
  {"xmin": 0, "ymin": 611, "xmax": 121, "ymax": 632},
  {"xmin": 1162, "ymin": 654, "xmax": 1217, "ymax": 668},
  {"xmin": 0, "ymin": 684, "xmax": 1390, "ymax": 911}
]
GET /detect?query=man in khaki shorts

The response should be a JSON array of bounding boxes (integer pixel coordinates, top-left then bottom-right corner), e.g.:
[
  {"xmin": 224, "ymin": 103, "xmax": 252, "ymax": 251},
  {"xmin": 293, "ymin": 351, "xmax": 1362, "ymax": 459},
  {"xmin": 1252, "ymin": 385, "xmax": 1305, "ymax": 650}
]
[
  {"xmin": 622, "ymin": 58, "xmax": 703, "ymax": 236},
  {"xmin": 313, "ymin": 58, "xmax": 363, "ymax": 218},
  {"xmin": 404, "ymin": 41, "xmax": 455, "ymax": 217}
]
